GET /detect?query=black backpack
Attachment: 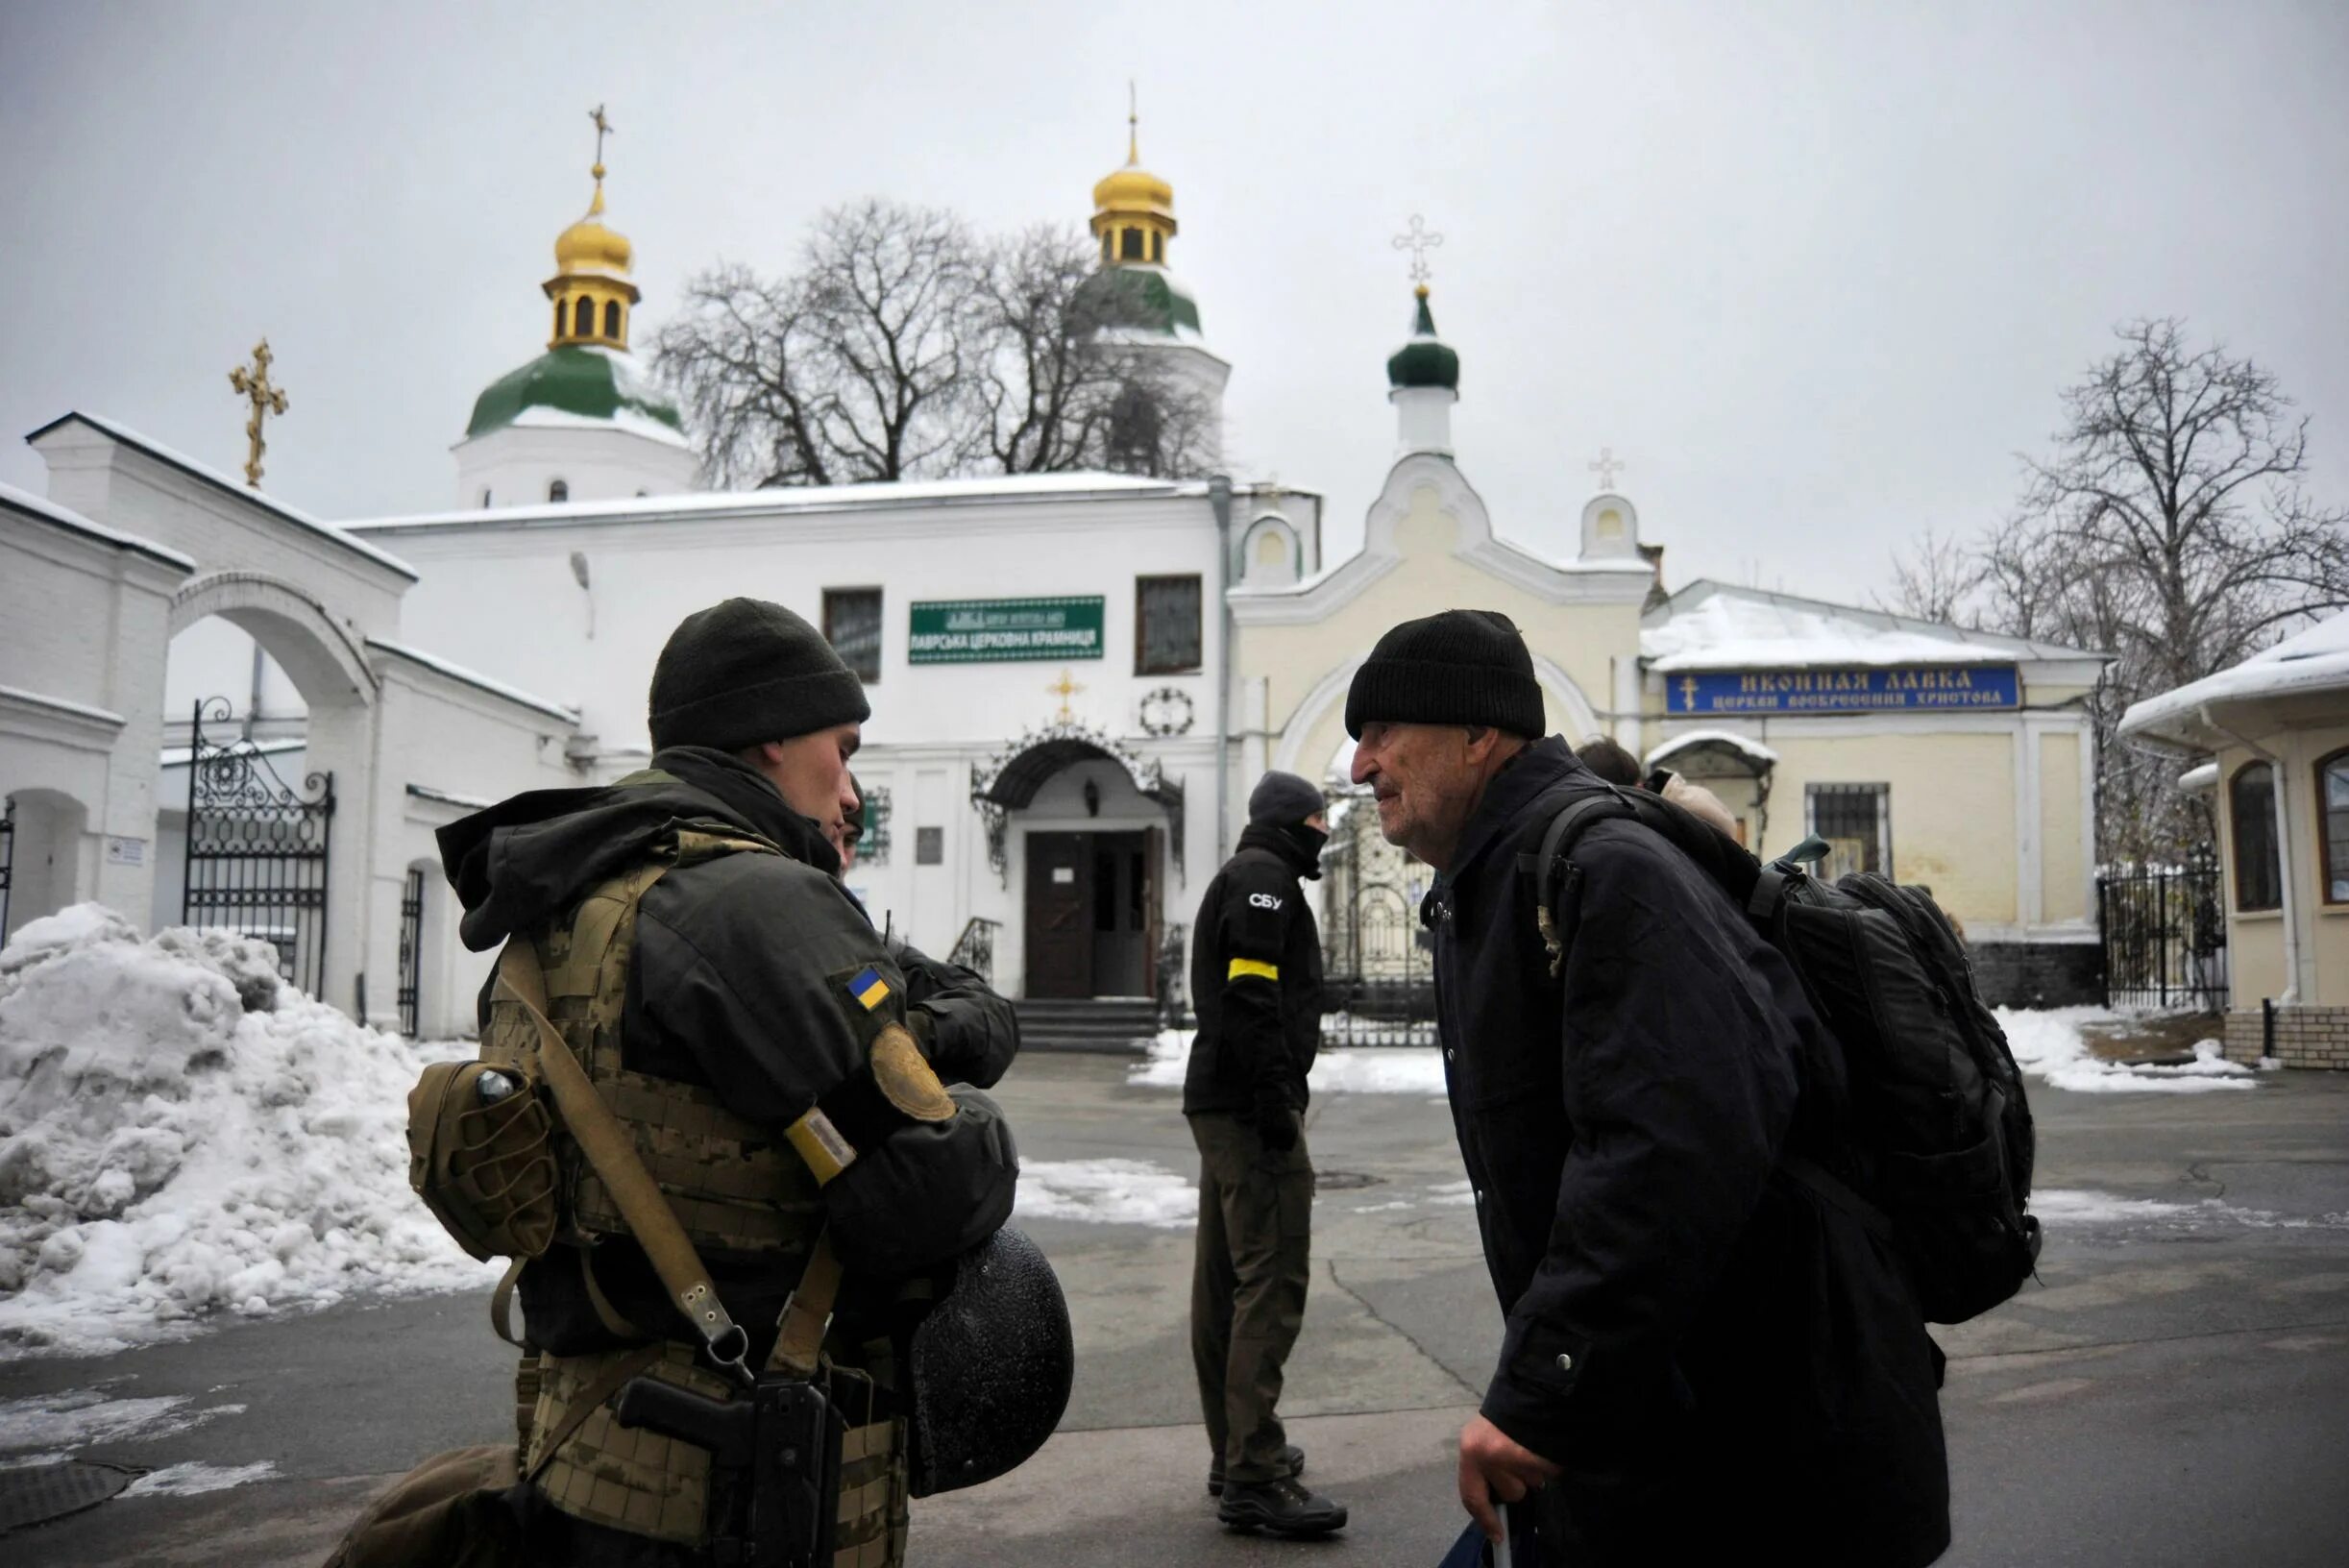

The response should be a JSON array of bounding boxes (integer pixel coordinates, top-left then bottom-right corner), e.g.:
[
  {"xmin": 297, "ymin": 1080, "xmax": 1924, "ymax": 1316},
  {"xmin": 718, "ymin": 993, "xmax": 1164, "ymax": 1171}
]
[{"xmin": 1531, "ymin": 783, "xmax": 2042, "ymax": 1325}]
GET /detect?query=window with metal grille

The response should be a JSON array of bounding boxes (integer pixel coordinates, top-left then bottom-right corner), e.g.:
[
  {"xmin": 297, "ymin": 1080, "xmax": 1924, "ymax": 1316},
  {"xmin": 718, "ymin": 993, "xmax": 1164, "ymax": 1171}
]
[
  {"xmin": 1805, "ymin": 783, "xmax": 1890, "ymax": 882},
  {"xmin": 396, "ymin": 867, "xmax": 425, "ymax": 1039},
  {"xmin": 2230, "ymin": 762, "xmax": 2282, "ymax": 911},
  {"xmin": 917, "ymin": 826, "xmax": 944, "ymax": 866},
  {"xmin": 822, "ymin": 588, "xmax": 882, "ymax": 683},
  {"xmin": 859, "ymin": 786, "xmax": 892, "ymax": 866},
  {"xmin": 1137, "ymin": 575, "xmax": 1202, "ymax": 674}
]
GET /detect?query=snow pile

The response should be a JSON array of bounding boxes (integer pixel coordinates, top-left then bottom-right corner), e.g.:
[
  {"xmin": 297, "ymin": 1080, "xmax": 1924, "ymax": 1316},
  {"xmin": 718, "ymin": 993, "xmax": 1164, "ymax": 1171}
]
[
  {"xmin": 1132, "ymin": 1030, "xmax": 1447, "ymax": 1095},
  {"xmin": 0, "ymin": 905, "xmax": 500, "ymax": 1357},
  {"xmin": 1015, "ymin": 1160, "xmax": 1196, "ymax": 1228},
  {"xmin": 1996, "ymin": 1008, "xmax": 2255, "ymax": 1093}
]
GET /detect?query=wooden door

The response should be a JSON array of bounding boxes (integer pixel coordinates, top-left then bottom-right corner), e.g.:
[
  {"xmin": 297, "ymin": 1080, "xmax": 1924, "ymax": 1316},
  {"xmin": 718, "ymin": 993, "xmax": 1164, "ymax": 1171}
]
[{"xmin": 1024, "ymin": 832, "xmax": 1093, "ymax": 998}]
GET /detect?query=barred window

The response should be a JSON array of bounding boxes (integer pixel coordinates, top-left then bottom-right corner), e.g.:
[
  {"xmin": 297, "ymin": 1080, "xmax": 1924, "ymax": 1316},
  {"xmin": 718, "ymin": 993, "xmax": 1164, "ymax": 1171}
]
[
  {"xmin": 2322, "ymin": 750, "xmax": 2349, "ymax": 904},
  {"xmin": 1137, "ymin": 575, "xmax": 1202, "ymax": 674},
  {"xmin": 1806, "ymin": 783, "xmax": 1890, "ymax": 882},
  {"xmin": 859, "ymin": 786, "xmax": 892, "ymax": 867},
  {"xmin": 2231, "ymin": 762, "xmax": 2281, "ymax": 912},
  {"xmin": 822, "ymin": 588, "xmax": 882, "ymax": 684}
]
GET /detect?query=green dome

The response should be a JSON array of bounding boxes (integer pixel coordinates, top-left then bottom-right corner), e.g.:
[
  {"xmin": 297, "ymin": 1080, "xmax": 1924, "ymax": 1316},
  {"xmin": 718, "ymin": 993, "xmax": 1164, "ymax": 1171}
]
[
  {"xmin": 465, "ymin": 344, "xmax": 686, "ymax": 441},
  {"xmin": 1075, "ymin": 263, "xmax": 1205, "ymax": 340},
  {"xmin": 1385, "ymin": 291, "xmax": 1459, "ymax": 392}
]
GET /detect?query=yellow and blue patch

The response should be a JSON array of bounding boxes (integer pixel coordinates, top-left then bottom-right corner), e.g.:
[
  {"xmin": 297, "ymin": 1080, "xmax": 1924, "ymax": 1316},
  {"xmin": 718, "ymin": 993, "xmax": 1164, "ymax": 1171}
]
[{"xmin": 848, "ymin": 966, "xmax": 893, "ymax": 1011}]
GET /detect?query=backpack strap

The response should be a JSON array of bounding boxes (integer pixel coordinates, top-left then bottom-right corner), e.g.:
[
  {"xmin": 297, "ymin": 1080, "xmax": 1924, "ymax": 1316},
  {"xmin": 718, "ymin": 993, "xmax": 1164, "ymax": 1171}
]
[{"xmin": 1526, "ymin": 787, "xmax": 1641, "ymax": 977}]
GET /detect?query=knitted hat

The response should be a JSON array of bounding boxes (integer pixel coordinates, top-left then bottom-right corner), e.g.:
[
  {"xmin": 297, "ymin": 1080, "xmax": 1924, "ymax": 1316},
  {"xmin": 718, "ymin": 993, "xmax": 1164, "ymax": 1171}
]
[
  {"xmin": 648, "ymin": 598, "xmax": 870, "ymax": 752},
  {"xmin": 1344, "ymin": 609, "xmax": 1544, "ymax": 740},
  {"xmin": 1247, "ymin": 770, "xmax": 1325, "ymax": 827}
]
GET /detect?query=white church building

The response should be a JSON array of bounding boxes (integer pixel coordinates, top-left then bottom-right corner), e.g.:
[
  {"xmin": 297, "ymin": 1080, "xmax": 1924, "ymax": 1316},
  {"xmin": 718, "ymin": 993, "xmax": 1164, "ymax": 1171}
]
[{"xmin": 0, "ymin": 117, "xmax": 2113, "ymax": 1041}]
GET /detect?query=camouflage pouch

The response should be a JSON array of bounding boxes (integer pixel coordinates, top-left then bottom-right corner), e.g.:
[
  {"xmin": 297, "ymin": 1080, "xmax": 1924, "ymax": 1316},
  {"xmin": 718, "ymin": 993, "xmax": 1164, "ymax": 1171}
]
[{"xmin": 407, "ymin": 1059, "xmax": 560, "ymax": 1262}]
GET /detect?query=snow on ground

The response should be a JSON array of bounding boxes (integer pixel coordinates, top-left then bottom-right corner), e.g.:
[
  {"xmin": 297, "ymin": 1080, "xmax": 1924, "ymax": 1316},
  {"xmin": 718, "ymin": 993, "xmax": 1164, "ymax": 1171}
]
[
  {"xmin": 1996, "ymin": 1007, "xmax": 2255, "ymax": 1093},
  {"xmin": 0, "ymin": 1387, "xmax": 245, "ymax": 1455},
  {"xmin": 124, "ymin": 1458, "xmax": 280, "ymax": 1496},
  {"xmin": 0, "ymin": 905, "xmax": 501, "ymax": 1359},
  {"xmin": 1132, "ymin": 1030, "xmax": 1446, "ymax": 1095},
  {"xmin": 2034, "ymin": 1188, "xmax": 2349, "ymax": 1233},
  {"xmin": 1015, "ymin": 1160, "xmax": 1196, "ymax": 1228}
]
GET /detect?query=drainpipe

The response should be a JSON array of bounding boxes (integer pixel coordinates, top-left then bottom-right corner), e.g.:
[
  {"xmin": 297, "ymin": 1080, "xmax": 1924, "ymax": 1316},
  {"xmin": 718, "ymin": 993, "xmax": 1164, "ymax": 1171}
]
[
  {"xmin": 1210, "ymin": 475, "xmax": 1235, "ymax": 866},
  {"xmin": 2204, "ymin": 704, "xmax": 2299, "ymax": 1006}
]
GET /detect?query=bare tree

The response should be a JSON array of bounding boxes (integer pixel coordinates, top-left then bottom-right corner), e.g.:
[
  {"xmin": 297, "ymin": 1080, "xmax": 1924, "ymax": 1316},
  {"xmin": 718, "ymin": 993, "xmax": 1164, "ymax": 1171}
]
[
  {"xmin": 657, "ymin": 206, "xmax": 1214, "ymax": 487},
  {"xmin": 1878, "ymin": 527, "xmax": 1984, "ymax": 625},
  {"xmin": 1906, "ymin": 318, "xmax": 2349, "ymax": 861}
]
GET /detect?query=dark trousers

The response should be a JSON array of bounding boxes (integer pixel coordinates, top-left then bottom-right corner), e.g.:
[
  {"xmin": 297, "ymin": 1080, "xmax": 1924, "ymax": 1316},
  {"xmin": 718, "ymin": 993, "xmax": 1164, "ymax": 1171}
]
[{"xmin": 1188, "ymin": 1111, "xmax": 1313, "ymax": 1484}]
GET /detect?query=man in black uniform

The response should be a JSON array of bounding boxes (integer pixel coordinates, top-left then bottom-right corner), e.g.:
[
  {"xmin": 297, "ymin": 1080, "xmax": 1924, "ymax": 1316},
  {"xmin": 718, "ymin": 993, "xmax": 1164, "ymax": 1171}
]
[{"xmin": 1184, "ymin": 771, "xmax": 1349, "ymax": 1536}]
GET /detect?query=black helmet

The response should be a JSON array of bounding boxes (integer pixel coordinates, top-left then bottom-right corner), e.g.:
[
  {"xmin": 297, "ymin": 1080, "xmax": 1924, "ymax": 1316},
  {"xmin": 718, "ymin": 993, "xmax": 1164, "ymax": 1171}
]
[{"xmin": 904, "ymin": 1227, "xmax": 1073, "ymax": 1496}]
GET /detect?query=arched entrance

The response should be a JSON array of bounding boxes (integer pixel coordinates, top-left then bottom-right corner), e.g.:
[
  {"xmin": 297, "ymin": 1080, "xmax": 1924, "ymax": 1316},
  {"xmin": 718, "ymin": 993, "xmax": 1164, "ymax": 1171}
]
[
  {"xmin": 971, "ymin": 722, "xmax": 1186, "ymax": 999},
  {"xmin": 0, "ymin": 788, "xmax": 90, "ymax": 945},
  {"xmin": 160, "ymin": 571, "xmax": 377, "ymax": 1006}
]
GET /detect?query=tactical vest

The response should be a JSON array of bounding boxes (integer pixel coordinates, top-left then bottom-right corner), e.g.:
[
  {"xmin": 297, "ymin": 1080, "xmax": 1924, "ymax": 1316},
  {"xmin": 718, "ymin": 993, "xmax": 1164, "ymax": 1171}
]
[{"xmin": 475, "ymin": 824, "xmax": 909, "ymax": 1561}]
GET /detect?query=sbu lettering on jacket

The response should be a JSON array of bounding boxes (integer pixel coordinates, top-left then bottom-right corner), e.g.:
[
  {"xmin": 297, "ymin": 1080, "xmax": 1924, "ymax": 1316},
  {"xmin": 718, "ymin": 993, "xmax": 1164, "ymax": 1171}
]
[{"xmin": 1248, "ymin": 893, "xmax": 1284, "ymax": 911}]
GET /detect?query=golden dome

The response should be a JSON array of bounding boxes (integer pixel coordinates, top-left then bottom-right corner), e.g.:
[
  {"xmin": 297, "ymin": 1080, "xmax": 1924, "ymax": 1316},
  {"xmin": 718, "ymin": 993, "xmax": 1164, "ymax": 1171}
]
[
  {"xmin": 1089, "ymin": 103, "xmax": 1178, "ymax": 261},
  {"xmin": 554, "ymin": 166, "xmax": 633, "ymax": 276},
  {"xmin": 1092, "ymin": 158, "xmax": 1174, "ymax": 221}
]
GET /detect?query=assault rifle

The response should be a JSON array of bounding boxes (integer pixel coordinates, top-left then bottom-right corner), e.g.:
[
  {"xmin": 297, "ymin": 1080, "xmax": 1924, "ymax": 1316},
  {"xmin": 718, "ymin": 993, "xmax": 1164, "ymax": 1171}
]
[{"xmin": 615, "ymin": 1373, "xmax": 842, "ymax": 1568}]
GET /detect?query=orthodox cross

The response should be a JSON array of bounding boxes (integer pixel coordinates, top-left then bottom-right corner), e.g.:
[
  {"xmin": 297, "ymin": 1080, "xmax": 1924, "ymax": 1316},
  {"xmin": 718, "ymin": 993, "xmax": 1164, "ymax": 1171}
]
[
  {"xmin": 1392, "ymin": 214, "xmax": 1443, "ymax": 284},
  {"xmin": 1046, "ymin": 670, "xmax": 1086, "ymax": 724},
  {"xmin": 1126, "ymin": 80, "xmax": 1139, "ymax": 162},
  {"xmin": 590, "ymin": 103, "xmax": 613, "ymax": 167},
  {"xmin": 1589, "ymin": 446, "xmax": 1626, "ymax": 491},
  {"xmin": 227, "ymin": 339, "xmax": 289, "ymax": 489}
]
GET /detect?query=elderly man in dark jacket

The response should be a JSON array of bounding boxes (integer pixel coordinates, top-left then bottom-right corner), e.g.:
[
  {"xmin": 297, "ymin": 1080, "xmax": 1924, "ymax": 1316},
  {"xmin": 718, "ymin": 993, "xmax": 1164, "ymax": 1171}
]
[{"xmin": 1345, "ymin": 609, "xmax": 1948, "ymax": 1567}]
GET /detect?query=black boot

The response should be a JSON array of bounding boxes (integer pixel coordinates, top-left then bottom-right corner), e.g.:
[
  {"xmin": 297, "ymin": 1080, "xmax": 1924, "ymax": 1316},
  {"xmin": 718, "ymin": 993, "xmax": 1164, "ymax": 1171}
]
[
  {"xmin": 1208, "ymin": 1443, "xmax": 1305, "ymax": 1497},
  {"xmin": 1216, "ymin": 1476, "xmax": 1348, "ymax": 1537}
]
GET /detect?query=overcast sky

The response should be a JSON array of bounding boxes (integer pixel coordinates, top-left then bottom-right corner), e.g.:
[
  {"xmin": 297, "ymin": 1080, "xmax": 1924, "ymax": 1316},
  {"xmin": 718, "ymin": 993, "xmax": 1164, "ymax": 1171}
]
[{"xmin": 4, "ymin": 1, "xmax": 2343, "ymax": 608}]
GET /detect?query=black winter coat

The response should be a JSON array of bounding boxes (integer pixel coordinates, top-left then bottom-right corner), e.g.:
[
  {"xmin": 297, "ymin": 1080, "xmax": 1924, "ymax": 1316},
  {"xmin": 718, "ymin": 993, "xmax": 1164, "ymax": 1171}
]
[
  {"xmin": 1182, "ymin": 822, "xmax": 1324, "ymax": 1118},
  {"xmin": 1431, "ymin": 738, "xmax": 1948, "ymax": 1567}
]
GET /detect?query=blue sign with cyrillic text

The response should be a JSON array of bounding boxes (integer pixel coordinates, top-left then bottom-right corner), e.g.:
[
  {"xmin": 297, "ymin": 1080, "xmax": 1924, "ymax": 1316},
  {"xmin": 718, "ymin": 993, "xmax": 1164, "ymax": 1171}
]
[{"xmin": 1664, "ymin": 665, "xmax": 2019, "ymax": 716}]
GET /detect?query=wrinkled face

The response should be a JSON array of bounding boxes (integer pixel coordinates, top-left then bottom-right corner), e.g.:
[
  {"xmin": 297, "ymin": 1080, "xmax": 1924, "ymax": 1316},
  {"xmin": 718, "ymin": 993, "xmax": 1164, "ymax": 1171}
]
[
  {"xmin": 751, "ymin": 723, "xmax": 862, "ymax": 843},
  {"xmin": 1349, "ymin": 722, "xmax": 1491, "ymax": 868}
]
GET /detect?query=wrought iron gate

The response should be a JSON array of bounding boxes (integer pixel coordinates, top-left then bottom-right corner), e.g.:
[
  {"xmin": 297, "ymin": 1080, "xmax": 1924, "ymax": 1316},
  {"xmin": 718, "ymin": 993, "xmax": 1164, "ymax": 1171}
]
[
  {"xmin": 2098, "ymin": 855, "xmax": 2227, "ymax": 1011},
  {"xmin": 1318, "ymin": 793, "xmax": 1438, "ymax": 1046},
  {"xmin": 183, "ymin": 698, "xmax": 334, "ymax": 996},
  {"xmin": 0, "ymin": 796, "xmax": 14, "ymax": 941},
  {"xmin": 396, "ymin": 867, "xmax": 426, "ymax": 1038}
]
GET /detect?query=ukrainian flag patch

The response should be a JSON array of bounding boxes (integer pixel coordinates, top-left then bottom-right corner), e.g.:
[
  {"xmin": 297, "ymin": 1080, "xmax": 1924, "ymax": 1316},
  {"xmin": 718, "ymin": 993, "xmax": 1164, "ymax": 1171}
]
[{"xmin": 848, "ymin": 966, "xmax": 892, "ymax": 1011}]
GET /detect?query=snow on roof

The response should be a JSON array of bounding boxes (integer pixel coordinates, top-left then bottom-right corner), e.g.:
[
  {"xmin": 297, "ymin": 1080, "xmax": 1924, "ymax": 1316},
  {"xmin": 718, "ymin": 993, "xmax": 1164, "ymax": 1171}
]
[
  {"xmin": 22, "ymin": 412, "xmax": 417, "ymax": 581},
  {"xmin": 2178, "ymin": 762, "xmax": 2218, "ymax": 791},
  {"xmin": 1646, "ymin": 728, "xmax": 1779, "ymax": 770},
  {"xmin": 1641, "ymin": 580, "xmax": 2100, "ymax": 672},
  {"xmin": 366, "ymin": 639, "xmax": 579, "ymax": 723},
  {"xmin": 2118, "ymin": 609, "xmax": 2349, "ymax": 747},
  {"xmin": 405, "ymin": 782, "xmax": 494, "ymax": 811},
  {"xmin": 504, "ymin": 403, "xmax": 695, "ymax": 449},
  {"xmin": 347, "ymin": 469, "xmax": 1201, "ymax": 532},
  {"xmin": 0, "ymin": 479, "xmax": 197, "ymax": 571}
]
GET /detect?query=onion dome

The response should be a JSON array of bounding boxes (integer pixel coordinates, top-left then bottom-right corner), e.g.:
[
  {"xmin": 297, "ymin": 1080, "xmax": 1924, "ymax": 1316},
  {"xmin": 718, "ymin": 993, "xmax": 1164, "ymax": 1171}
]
[{"xmin": 1386, "ymin": 285, "xmax": 1460, "ymax": 392}]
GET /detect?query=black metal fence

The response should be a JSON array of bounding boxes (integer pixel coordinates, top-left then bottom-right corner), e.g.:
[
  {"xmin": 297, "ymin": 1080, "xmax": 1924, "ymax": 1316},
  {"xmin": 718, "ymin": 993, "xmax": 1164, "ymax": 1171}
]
[
  {"xmin": 1318, "ymin": 796, "xmax": 1439, "ymax": 1046},
  {"xmin": 2098, "ymin": 858, "xmax": 2228, "ymax": 1011},
  {"xmin": 948, "ymin": 916, "xmax": 1000, "ymax": 987},
  {"xmin": 396, "ymin": 867, "xmax": 426, "ymax": 1038},
  {"xmin": 0, "ymin": 796, "xmax": 14, "ymax": 941},
  {"xmin": 183, "ymin": 698, "xmax": 334, "ymax": 997}
]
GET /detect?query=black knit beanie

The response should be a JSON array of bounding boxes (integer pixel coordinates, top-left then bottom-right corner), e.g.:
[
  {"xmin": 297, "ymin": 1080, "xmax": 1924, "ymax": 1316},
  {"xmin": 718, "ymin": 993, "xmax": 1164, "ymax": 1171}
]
[
  {"xmin": 1248, "ymin": 771, "xmax": 1325, "ymax": 827},
  {"xmin": 648, "ymin": 598, "xmax": 870, "ymax": 752},
  {"xmin": 1343, "ymin": 608, "xmax": 1545, "ymax": 740}
]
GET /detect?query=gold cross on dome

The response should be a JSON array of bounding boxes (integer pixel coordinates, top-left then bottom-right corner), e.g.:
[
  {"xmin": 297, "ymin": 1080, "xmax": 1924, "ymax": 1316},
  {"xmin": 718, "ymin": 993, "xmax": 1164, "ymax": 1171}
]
[
  {"xmin": 1392, "ymin": 214, "xmax": 1444, "ymax": 284},
  {"xmin": 1046, "ymin": 670, "xmax": 1086, "ymax": 723},
  {"xmin": 1589, "ymin": 446, "xmax": 1626, "ymax": 491},
  {"xmin": 589, "ymin": 103, "xmax": 613, "ymax": 166},
  {"xmin": 227, "ymin": 338, "xmax": 289, "ymax": 489}
]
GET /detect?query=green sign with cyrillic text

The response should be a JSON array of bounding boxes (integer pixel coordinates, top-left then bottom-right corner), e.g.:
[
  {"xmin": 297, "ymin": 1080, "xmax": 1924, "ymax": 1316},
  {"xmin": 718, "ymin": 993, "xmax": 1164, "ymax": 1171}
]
[{"xmin": 908, "ymin": 597, "xmax": 1105, "ymax": 664}]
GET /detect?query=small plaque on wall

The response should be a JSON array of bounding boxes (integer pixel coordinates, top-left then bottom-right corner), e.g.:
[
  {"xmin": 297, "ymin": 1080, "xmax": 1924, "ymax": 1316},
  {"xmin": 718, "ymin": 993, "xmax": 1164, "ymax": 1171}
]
[{"xmin": 916, "ymin": 827, "xmax": 944, "ymax": 866}]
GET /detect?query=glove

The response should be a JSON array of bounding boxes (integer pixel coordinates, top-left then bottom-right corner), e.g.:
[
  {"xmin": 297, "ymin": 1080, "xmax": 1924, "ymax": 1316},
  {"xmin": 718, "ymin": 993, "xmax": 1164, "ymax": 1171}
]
[{"xmin": 1255, "ymin": 1092, "xmax": 1300, "ymax": 1153}]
